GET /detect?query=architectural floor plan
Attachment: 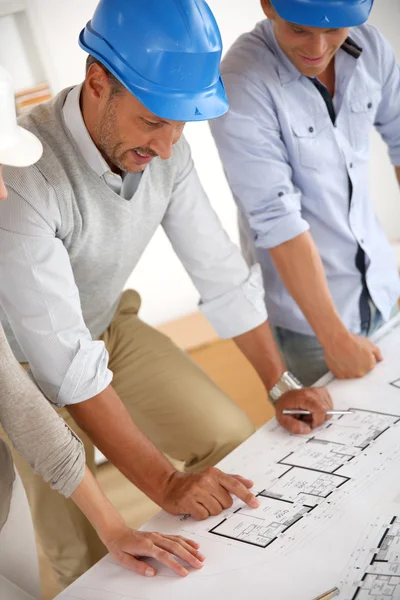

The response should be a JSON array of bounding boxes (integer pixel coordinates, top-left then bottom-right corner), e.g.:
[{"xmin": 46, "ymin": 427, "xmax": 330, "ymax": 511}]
[
  {"xmin": 203, "ymin": 408, "xmax": 400, "ymax": 552},
  {"xmin": 56, "ymin": 315, "xmax": 400, "ymax": 600},
  {"xmin": 340, "ymin": 515, "xmax": 400, "ymax": 599},
  {"xmin": 209, "ymin": 494, "xmax": 314, "ymax": 548}
]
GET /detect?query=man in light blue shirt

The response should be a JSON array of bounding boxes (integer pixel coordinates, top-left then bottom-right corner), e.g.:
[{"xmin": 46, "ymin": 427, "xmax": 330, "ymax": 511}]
[{"xmin": 211, "ymin": 0, "xmax": 400, "ymax": 386}]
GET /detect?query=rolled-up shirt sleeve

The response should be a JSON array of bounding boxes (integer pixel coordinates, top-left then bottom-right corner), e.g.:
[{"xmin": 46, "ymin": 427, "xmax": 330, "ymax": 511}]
[
  {"xmin": 210, "ymin": 72, "xmax": 309, "ymax": 249},
  {"xmin": 0, "ymin": 173, "xmax": 112, "ymax": 407},
  {"xmin": 373, "ymin": 28, "xmax": 400, "ymax": 166},
  {"xmin": 162, "ymin": 137, "xmax": 267, "ymax": 339}
]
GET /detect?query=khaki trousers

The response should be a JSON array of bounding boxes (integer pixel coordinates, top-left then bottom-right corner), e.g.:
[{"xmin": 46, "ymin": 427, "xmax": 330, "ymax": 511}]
[{"xmin": 7, "ymin": 290, "xmax": 254, "ymax": 589}]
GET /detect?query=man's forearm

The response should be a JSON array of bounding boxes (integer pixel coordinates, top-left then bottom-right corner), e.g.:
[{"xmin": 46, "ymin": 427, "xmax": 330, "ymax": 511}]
[
  {"xmin": 233, "ymin": 321, "xmax": 286, "ymax": 391},
  {"xmin": 67, "ymin": 385, "xmax": 175, "ymax": 506},
  {"xmin": 268, "ymin": 231, "xmax": 347, "ymax": 346},
  {"xmin": 395, "ymin": 166, "xmax": 400, "ymax": 186}
]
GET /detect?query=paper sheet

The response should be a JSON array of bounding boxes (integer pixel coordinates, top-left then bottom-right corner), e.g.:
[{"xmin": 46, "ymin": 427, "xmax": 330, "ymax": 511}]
[
  {"xmin": 339, "ymin": 511, "xmax": 400, "ymax": 598},
  {"xmin": 56, "ymin": 314, "xmax": 400, "ymax": 600}
]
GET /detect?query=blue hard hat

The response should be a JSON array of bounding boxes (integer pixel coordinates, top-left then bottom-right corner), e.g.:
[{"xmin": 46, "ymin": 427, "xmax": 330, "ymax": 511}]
[
  {"xmin": 270, "ymin": 0, "xmax": 374, "ymax": 28},
  {"xmin": 79, "ymin": 0, "xmax": 228, "ymax": 122}
]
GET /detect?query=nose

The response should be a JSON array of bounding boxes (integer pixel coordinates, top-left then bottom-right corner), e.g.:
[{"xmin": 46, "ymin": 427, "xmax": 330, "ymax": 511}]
[
  {"xmin": 0, "ymin": 166, "xmax": 7, "ymax": 200},
  {"xmin": 308, "ymin": 34, "xmax": 328, "ymax": 58},
  {"xmin": 150, "ymin": 127, "xmax": 181, "ymax": 160}
]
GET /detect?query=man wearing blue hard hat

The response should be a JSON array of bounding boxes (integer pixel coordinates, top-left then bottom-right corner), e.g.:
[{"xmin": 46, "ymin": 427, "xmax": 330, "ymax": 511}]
[
  {"xmin": 212, "ymin": 0, "xmax": 400, "ymax": 386},
  {"xmin": 0, "ymin": 0, "xmax": 332, "ymax": 588}
]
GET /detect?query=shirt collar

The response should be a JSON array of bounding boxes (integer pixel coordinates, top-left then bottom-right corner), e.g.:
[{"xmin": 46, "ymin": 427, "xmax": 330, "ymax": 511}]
[
  {"xmin": 63, "ymin": 84, "xmax": 113, "ymax": 178},
  {"xmin": 341, "ymin": 37, "xmax": 363, "ymax": 59},
  {"xmin": 263, "ymin": 19, "xmax": 363, "ymax": 86}
]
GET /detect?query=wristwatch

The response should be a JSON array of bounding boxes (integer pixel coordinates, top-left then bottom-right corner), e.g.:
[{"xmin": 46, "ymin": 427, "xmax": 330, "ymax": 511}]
[{"xmin": 268, "ymin": 371, "xmax": 303, "ymax": 404}]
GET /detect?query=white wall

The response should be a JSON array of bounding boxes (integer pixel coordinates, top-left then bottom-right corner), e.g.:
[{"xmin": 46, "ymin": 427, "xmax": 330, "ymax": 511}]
[
  {"xmin": 0, "ymin": 14, "xmax": 35, "ymax": 89},
  {"xmin": 2, "ymin": 0, "xmax": 400, "ymax": 326}
]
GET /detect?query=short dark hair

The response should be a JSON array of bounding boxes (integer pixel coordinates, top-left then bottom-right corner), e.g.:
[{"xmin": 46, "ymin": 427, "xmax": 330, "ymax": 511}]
[{"xmin": 85, "ymin": 55, "xmax": 125, "ymax": 96}]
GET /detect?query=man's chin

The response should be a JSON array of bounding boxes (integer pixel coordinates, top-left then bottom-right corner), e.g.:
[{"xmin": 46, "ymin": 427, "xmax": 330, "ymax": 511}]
[
  {"xmin": 115, "ymin": 156, "xmax": 150, "ymax": 174},
  {"xmin": 297, "ymin": 63, "xmax": 329, "ymax": 78},
  {"xmin": 127, "ymin": 162, "xmax": 149, "ymax": 173}
]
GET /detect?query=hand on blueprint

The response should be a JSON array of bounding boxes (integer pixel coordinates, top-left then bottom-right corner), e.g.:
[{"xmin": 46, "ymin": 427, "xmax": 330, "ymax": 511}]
[
  {"xmin": 275, "ymin": 387, "xmax": 333, "ymax": 434},
  {"xmin": 324, "ymin": 332, "xmax": 382, "ymax": 379},
  {"xmin": 104, "ymin": 527, "xmax": 205, "ymax": 577},
  {"xmin": 160, "ymin": 469, "xmax": 260, "ymax": 519}
]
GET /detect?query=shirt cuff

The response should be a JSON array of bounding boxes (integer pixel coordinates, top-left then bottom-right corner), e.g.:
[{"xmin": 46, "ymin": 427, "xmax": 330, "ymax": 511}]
[
  {"xmin": 53, "ymin": 339, "xmax": 113, "ymax": 407},
  {"xmin": 199, "ymin": 264, "xmax": 267, "ymax": 339},
  {"xmin": 254, "ymin": 213, "xmax": 310, "ymax": 250}
]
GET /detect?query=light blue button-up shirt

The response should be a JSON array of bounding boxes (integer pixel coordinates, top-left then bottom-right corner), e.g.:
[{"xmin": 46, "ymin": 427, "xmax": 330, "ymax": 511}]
[{"xmin": 211, "ymin": 20, "xmax": 400, "ymax": 336}]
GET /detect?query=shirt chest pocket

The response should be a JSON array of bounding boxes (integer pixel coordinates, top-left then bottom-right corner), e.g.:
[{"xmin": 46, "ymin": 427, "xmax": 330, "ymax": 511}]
[
  {"xmin": 349, "ymin": 91, "xmax": 381, "ymax": 152},
  {"xmin": 291, "ymin": 115, "xmax": 331, "ymax": 170}
]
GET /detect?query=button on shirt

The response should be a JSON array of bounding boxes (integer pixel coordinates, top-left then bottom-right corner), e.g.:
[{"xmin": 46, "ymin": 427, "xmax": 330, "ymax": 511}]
[{"xmin": 211, "ymin": 21, "xmax": 400, "ymax": 336}]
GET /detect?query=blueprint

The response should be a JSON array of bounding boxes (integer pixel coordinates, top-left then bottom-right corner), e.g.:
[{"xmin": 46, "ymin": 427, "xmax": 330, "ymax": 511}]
[
  {"xmin": 136, "ymin": 406, "xmax": 400, "ymax": 573},
  {"xmin": 339, "ymin": 513, "xmax": 400, "ymax": 599},
  {"xmin": 56, "ymin": 314, "xmax": 400, "ymax": 600}
]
